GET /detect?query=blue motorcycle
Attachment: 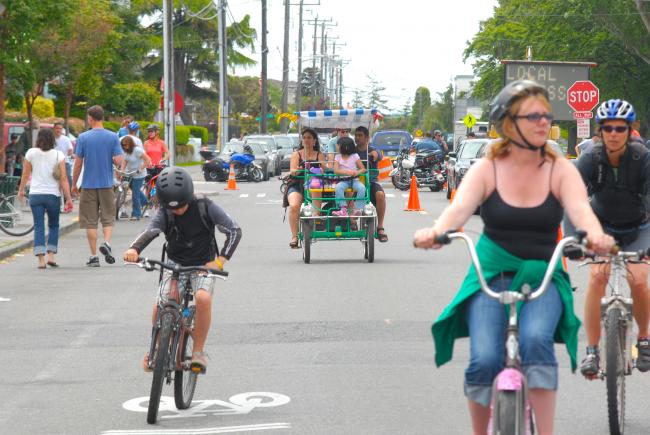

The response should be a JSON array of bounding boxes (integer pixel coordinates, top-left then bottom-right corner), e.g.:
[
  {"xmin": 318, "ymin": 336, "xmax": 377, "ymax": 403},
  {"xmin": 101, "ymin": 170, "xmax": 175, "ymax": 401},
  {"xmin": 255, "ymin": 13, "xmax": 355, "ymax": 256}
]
[{"xmin": 201, "ymin": 150, "xmax": 264, "ymax": 182}]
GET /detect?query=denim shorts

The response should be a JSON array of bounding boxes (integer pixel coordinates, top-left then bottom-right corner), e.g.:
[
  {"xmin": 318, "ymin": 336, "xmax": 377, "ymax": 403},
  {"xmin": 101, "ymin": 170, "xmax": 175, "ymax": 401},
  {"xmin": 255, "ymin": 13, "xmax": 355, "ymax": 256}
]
[{"xmin": 463, "ymin": 275, "xmax": 563, "ymax": 407}]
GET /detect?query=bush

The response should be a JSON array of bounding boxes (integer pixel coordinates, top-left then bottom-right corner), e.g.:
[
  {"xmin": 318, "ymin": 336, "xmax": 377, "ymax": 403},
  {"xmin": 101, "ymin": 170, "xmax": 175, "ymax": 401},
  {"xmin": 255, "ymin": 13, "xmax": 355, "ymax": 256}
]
[
  {"xmin": 104, "ymin": 121, "xmax": 120, "ymax": 132},
  {"xmin": 188, "ymin": 126, "xmax": 208, "ymax": 144},
  {"xmin": 22, "ymin": 96, "xmax": 55, "ymax": 118},
  {"xmin": 175, "ymin": 125, "xmax": 190, "ymax": 146}
]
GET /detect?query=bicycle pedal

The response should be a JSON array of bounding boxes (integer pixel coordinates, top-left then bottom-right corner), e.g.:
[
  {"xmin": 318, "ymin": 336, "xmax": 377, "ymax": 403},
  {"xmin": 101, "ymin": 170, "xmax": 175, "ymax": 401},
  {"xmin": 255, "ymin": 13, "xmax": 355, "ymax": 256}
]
[{"xmin": 190, "ymin": 364, "xmax": 206, "ymax": 374}]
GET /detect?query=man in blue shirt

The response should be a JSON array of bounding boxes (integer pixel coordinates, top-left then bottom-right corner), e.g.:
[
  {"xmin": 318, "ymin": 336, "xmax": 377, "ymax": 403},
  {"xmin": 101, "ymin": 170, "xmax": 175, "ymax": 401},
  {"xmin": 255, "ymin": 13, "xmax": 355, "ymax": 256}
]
[{"xmin": 72, "ymin": 105, "xmax": 124, "ymax": 267}]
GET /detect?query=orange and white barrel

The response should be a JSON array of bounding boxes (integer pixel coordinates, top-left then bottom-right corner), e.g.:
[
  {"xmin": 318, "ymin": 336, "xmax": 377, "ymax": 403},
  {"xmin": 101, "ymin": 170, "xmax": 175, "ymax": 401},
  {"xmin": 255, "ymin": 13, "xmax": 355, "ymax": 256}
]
[{"xmin": 377, "ymin": 157, "xmax": 393, "ymax": 180}]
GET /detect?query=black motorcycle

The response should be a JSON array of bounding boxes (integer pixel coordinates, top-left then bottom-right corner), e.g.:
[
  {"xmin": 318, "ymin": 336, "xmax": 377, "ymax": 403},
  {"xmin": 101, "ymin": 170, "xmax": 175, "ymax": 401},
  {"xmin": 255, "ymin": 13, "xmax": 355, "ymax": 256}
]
[
  {"xmin": 200, "ymin": 149, "xmax": 264, "ymax": 182},
  {"xmin": 390, "ymin": 148, "xmax": 446, "ymax": 192}
]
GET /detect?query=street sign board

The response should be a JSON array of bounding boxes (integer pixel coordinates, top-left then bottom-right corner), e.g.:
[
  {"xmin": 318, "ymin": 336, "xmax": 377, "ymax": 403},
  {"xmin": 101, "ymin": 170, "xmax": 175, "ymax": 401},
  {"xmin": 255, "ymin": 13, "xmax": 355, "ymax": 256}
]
[
  {"xmin": 577, "ymin": 119, "xmax": 590, "ymax": 138},
  {"xmin": 503, "ymin": 60, "xmax": 595, "ymax": 121},
  {"xmin": 573, "ymin": 111, "xmax": 593, "ymax": 119},
  {"xmin": 463, "ymin": 113, "xmax": 477, "ymax": 129},
  {"xmin": 567, "ymin": 81, "xmax": 599, "ymax": 112}
]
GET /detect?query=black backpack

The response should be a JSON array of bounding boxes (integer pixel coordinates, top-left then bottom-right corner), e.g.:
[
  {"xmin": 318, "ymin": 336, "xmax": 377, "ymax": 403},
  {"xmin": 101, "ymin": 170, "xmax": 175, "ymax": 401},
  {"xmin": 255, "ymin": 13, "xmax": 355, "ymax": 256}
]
[
  {"xmin": 590, "ymin": 142, "xmax": 647, "ymax": 195},
  {"xmin": 163, "ymin": 197, "xmax": 219, "ymax": 257}
]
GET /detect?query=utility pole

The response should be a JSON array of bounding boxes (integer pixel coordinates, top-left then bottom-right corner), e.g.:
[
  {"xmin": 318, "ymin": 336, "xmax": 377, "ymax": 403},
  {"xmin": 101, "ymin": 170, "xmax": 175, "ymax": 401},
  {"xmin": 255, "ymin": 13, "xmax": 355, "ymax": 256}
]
[
  {"xmin": 162, "ymin": 0, "xmax": 175, "ymax": 164},
  {"xmin": 327, "ymin": 40, "xmax": 344, "ymax": 108},
  {"xmin": 308, "ymin": 16, "xmax": 318, "ymax": 109},
  {"xmin": 280, "ymin": 0, "xmax": 290, "ymax": 132},
  {"xmin": 319, "ymin": 21, "xmax": 336, "ymax": 102},
  {"xmin": 217, "ymin": 0, "xmax": 229, "ymax": 148},
  {"xmin": 260, "ymin": 0, "xmax": 268, "ymax": 133},
  {"xmin": 295, "ymin": 0, "xmax": 304, "ymax": 113}
]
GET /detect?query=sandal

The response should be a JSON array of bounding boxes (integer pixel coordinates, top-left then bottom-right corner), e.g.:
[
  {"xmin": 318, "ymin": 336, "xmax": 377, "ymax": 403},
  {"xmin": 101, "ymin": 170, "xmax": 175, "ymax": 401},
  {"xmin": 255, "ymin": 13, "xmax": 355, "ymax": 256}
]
[
  {"xmin": 190, "ymin": 351, "xmax": 209, "ymax": 374},
  {"xmin": 377, "ymin": 227, "xmax": 388, "ymax": 243},
  {"xmin": 289, "ymin": 237, "xmax": 299, "ymax": 249}
]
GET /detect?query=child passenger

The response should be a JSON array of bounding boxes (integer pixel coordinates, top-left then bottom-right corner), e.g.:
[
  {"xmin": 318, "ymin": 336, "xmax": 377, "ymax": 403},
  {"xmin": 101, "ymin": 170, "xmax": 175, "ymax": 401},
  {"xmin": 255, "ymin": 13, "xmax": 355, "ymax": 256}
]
[{"xmin": 332, "ymin": 137, "xmax": 366, "ymax": 216}]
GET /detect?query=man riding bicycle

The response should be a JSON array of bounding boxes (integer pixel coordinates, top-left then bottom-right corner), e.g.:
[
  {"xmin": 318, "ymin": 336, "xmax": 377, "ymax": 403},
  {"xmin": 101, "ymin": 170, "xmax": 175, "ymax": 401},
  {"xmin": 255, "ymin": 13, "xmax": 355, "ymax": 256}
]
[
  {"xmin": 574, "ymin": 99, "xmax": 650, "ymax": 376},
  {"xmin": 123, "ymin": 167, "xmax": 242, "ymax": 372}
]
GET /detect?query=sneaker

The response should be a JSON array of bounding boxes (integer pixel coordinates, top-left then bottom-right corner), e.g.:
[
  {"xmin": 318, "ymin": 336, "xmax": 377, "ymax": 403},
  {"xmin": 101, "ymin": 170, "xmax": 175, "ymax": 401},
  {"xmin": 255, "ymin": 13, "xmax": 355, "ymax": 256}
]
[
  {"xmin": 86, "ymin": 256, "xmax": 100, "ymax": 267},
  {"xmin": 580, "ymin": 346, "xmax": 600, "ymax": 377},
  {"xmin": 143, "ymin": 210, "xmax": 151, "ymax": 218},
  {"xmin": 332, "ymin": 207, "xmax": 348, "ymax": 217},
  {"xmin": 636, "ymin": 338, "xmax": 650, "ymax": 372},
  {"xmin": 119, "ymin": 208, "xmax": 128, "ymax": 219},
  {"xmin": 98, "ymin": 242, "xmax": 115, "ymax": 264},
  {"xmin": 129, "ymin": 216, "xmax": 141, "ymax": 221}
]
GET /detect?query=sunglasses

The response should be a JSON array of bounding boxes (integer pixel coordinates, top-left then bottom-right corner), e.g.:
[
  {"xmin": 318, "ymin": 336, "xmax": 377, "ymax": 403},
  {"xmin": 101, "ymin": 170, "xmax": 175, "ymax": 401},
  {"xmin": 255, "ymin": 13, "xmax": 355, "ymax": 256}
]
[
  {"xmin": 601, "ymin": 125, "xmax": 629, "ymax": 133},
  {"xmin": 512, "ymin": 112, "xmax": 554, "ymax": 122}
]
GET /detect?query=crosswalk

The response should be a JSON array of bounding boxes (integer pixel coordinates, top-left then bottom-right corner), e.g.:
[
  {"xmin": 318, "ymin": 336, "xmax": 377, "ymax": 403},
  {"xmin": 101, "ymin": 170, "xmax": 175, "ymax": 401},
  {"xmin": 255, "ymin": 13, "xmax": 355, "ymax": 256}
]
[{"xmin": 214, "ymin": 192, "xmax": 430, "ymax": 200}]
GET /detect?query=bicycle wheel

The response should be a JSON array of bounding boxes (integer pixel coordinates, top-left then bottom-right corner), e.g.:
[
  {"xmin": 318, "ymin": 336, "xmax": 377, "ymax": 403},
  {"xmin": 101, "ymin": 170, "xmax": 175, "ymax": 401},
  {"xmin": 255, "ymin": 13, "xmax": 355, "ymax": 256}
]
[
  {"xmin": 365, "ymin": 217, "xmax": 375, "ymax": 263},
  {"xmin": 147, "ymin": 313, "xmax": 173, "ymax": 424},
  {"xmin": 0, "ymin": 196, "xmax": 34, "ymax": 236},
  {"xmin": 301, "ymin": 218, "xmax": 312, "ymax": 264},
  {"xmin": 605, "ymin": 307, "xmax": 626, "ymax": 435},
  {"xmin": 115, "ymin": 188, "xmax": 125, "ymax": 220},
  {"xmin": 174, "ymin": 328, "xmax": 198, "ymax": 409},
  {"xmin": 492, "ymin": 390, "xmax": 526, "ymax": 435}
]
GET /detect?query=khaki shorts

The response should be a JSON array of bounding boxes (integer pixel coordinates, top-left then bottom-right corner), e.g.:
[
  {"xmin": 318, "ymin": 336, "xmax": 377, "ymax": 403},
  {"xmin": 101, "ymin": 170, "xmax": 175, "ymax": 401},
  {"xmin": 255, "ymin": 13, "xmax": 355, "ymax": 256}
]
[{"xmin": 79, "ymin": 188, "xmax": 116, "ymax": 229}]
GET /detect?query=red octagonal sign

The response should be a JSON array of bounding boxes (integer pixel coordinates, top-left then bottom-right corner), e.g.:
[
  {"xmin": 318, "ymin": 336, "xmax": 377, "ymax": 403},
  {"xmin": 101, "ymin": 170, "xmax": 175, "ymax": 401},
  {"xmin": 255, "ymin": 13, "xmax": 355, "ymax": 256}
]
[{"xmin": 567, "ymin": 80, "xmax": 599, "ymax": 113}]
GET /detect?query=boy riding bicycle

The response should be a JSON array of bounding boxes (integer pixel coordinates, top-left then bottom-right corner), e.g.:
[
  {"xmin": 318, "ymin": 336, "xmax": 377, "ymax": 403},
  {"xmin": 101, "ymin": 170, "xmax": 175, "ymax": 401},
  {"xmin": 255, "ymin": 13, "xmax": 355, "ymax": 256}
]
[{"xmin": 123, "ymin": 166, "xmax": 242, "ymax": 372}]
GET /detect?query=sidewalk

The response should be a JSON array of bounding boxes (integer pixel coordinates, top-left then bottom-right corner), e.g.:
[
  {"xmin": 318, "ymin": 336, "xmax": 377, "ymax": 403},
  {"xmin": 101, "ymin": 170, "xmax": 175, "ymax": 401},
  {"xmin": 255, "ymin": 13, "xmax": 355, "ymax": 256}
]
[{"xmin": 0, "ymin": 202, "xmax": 80, "ymax": 261}]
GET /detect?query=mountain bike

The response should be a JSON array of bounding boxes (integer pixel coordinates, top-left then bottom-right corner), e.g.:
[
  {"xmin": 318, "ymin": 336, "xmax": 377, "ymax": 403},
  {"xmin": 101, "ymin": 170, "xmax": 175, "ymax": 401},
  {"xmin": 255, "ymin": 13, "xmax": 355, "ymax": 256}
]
[
  {"xmin": 0, "ymin": 191, "xmax": 34, "ymax": 236},
  {"xmin": 128, "ymin": 257, "xmax": 228, "ymax": 424},
  {"xmin": 434, "ymin": 230, "xmax": 583, "ymax": 435},
  {"xmin": 565, "ymin": 242, "xmax": 650, "ymax": 435}
]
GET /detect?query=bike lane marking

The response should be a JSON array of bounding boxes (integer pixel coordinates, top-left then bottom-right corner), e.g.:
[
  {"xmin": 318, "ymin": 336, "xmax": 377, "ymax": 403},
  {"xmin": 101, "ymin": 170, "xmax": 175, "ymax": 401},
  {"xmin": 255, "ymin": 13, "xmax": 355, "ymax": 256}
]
[
  {"xmin": 100, "ymin": 422, "xmax": 291, "ymax": 434},
  {"xmin": 0, "ymin": 297, "xmax": 10, "ymax": 302},
  {"xmin": 256, "ymin": 193, "xmax": 266, "ymax": 198},
  {"xmin": 239, "ymin": 194, "xmax": 249, "ymax": 198}
]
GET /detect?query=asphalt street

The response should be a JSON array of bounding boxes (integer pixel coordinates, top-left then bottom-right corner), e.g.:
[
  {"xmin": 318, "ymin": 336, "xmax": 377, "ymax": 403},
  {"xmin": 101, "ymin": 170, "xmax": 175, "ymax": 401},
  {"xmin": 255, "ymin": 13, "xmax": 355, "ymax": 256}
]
[{"xmin": 1, "ymin": 174, "xmax": 649, "ymax": 435}]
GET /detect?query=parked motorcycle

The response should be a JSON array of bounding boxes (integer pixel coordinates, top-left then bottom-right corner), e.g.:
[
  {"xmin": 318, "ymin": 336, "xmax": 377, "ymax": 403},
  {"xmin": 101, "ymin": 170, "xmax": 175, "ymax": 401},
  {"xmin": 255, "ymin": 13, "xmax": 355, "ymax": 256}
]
[
  {"xmin": 201, "ymin": 149, "xmax": 264, "ymax": 182},
  {"xmin": 390, "ymin": 148, "xmax": 446, "ymax": 192}
]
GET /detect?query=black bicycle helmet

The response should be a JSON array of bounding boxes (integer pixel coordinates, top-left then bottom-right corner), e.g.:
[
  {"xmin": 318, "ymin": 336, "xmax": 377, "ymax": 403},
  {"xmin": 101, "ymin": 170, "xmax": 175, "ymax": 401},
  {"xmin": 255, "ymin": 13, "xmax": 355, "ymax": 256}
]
[
  {"xmin": 156, "ymin": 166, "xmax": 194, "ymax": 209},
  {"xmin": 243, "ymin": 144, "xmax": 253, "ymax": 154},
  {"xmin": 147, "ymin": 124, "xmax": 160, "ymax": 132}
]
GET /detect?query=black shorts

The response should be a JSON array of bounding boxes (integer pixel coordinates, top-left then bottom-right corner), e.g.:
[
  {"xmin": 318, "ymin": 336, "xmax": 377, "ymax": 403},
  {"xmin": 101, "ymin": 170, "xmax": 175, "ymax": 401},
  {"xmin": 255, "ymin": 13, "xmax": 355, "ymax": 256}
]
[{"xmin": 369, "ymin": 182, "xmax": 384, "ymax": 206}]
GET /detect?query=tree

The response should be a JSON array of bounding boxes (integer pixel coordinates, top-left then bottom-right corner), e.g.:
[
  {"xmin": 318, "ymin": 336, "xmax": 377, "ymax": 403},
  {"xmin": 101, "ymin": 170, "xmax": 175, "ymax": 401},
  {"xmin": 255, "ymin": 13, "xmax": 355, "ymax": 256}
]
[
  {"xmin": 140, "ymin": 1, "xmax": 256, "ymax": 124},
  {"xmin": 408, "ymin": 87, "xmax": 431, "ymax": 132},
  {"xmin": 41, "ymin": 0, "xmax": 121, "ymax": 130},
  {"xmin": 0, "ymin": 1, "xmax": 73, "ymax": 156},
  {"xmin": 465, "ymin": 0, "xmax": 650, "ymax": 134},
  {"xmin": 96, "ymin": 81, "xmax": 160, "ymax": 120},
  {"xmin": 366, "ymin": 75, "xmax": 388, "ymax": 110},
  {"xmin": 351, "ymin": 90, "xmax": 364, "ymax": 108},
  {"xmin": 300, "ymin": 67, "xmax": 324, "ymax": 100}
]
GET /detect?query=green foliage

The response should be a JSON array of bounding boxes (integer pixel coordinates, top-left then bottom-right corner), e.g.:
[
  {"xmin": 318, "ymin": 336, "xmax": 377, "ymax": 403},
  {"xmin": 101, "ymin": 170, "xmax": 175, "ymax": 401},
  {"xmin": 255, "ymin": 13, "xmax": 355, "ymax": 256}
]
[
  {"xmin": 408, "ymin": 87, "xmax": 432, "ymax": 131},
  {"xmin": 423, "ymin": 84, "xmax": 454, "ymax": 133},
  {"xmin": 175, "ymin": 125, "xmax": 190, "ymax": 146},
  {"xmin": 104, "ymin": 121, "xmax": 120, "ymax": 132},
  {"xmin": 366, "ymin": 75, "xmax": 388, "ymax": 110},
  {"xmin": 97, "ymin": 81, "xmax": 160, "ymax": 120},
  {"xmin": 188, "ymin": 126, "xmax": 208, "ymax": 144}
]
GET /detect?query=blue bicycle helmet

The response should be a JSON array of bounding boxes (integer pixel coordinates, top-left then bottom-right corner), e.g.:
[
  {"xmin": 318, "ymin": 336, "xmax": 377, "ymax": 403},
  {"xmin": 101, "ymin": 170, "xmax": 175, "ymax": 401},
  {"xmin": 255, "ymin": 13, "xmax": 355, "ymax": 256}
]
[
  {"xmin": 128, "ymin": 120, "xmax": 140, "ymax": 131},
  {"xmin": 595, "ymin": 99, "xmax": 636, "ymax": 124}
]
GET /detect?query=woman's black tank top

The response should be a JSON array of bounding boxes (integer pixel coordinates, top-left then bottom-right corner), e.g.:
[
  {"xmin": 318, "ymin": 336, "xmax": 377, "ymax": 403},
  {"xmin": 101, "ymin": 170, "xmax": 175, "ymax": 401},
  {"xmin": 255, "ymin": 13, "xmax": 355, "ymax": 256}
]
[
  {"xmin": 480, "ymin": 161, "xmax": 563, "ymax": 260},
  {"xmin": 298, "ymin": 149, "xmax": 321, "ymax": 168}
]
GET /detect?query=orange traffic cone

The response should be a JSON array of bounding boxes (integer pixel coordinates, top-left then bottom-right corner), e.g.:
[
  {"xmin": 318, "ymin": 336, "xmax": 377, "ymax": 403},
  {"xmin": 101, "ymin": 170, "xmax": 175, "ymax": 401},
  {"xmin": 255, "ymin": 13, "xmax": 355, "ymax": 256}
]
[
  {"xmin": 449, "ymin": 189, "xmax": 457, "ymax": 203},
  {"xmin": 404, "ymin": 175, "xmax": 423, "ymax": 211},
  {"xmin": 224, "ymin": 164, "xmax": 239, "ymax": 190}
]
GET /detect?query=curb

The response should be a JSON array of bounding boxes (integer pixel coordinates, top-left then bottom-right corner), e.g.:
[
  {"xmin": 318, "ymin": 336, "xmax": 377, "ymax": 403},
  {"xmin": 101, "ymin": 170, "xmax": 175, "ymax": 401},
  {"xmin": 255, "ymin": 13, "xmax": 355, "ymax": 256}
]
[{"xmin": 0, "ymin": 218, "xmax": 80, "ymax": 261}]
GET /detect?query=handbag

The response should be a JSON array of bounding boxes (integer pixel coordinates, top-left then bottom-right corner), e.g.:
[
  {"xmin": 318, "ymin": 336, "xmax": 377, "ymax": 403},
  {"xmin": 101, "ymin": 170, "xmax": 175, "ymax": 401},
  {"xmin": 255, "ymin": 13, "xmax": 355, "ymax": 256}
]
[{"xmin": 52, "ymin": 151, "xmax": 62, "ymax": 181}]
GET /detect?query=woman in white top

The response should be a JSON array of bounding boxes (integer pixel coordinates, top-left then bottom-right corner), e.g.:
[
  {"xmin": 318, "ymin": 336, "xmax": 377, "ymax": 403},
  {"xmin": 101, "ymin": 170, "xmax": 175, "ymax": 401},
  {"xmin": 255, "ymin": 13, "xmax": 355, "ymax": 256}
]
[{"xmin": 17, "ymin": 129, "xmax": 73, "ymax": 268}]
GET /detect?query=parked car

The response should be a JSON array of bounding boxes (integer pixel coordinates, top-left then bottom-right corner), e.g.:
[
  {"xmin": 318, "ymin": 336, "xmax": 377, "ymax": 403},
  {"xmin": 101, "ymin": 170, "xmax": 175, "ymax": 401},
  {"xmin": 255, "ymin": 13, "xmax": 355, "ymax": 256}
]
[
  {"xmin": 446, "ymin": 138, "xmax": 491, "ymax": 199},
  {"xmin": 244, "ymin": 135, "xmax": 284, "ymax": 175},
  {"xmin": 371, "ymin": 130, "xmax": 413, "ymax": 160},
  {"xmin": 273, "ymin": 135, "xmax": 295, "ymax": 171}
]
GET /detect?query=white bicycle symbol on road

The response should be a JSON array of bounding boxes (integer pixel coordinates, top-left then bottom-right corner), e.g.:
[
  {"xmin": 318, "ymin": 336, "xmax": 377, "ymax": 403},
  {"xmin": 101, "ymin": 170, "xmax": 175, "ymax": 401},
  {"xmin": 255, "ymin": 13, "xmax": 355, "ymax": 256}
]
[{"xmin": 123, "ymin": 392, "xmax": 291, "ymax": 420}]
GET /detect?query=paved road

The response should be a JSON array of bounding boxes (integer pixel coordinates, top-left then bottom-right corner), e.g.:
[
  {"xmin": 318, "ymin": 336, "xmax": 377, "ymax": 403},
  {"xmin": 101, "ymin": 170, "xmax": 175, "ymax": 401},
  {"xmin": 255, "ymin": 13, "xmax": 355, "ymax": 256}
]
[{"xmin": 1, "ymin": 175, "xmax": 649, "ymax": 434}]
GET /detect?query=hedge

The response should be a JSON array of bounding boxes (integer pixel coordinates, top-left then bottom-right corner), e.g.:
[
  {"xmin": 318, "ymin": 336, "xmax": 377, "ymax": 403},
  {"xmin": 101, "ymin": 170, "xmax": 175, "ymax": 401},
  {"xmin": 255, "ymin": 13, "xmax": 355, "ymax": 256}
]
[
  {"xmin": 188, "ymin": 126, "xmax": 208, "ymax": 144},
  {"xmin": 104, "ymin": 121, "xmax": 120, "ymax": 132}
]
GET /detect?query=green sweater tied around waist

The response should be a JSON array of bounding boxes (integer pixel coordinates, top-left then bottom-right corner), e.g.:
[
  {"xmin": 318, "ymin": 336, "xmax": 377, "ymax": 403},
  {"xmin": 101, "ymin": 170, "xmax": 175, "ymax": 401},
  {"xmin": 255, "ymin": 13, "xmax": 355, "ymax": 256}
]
[{"xmin": 431, "ymin": 234, "xmax": 581, "ymax": 372}]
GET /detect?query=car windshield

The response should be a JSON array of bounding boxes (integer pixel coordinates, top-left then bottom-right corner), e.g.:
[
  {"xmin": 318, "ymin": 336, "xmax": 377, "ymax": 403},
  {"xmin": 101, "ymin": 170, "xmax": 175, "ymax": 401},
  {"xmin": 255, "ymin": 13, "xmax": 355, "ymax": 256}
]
[
  {"xmin": 220, "ymin": 143, "xmax": 243, "ymax": 155},
  {"xmin": 459, "ymin": 140, "xmax": 487, "ymax": 159},
  {"xmin": 247, "ymin": 136, "xmax": 275, "ymax": 148},
  {"xmin": 275, "ymin": 137, "xmax": 293, "ymax": 149},
  {"xmin": 374, "ymin": 134, "xmax": 409, "ymax": 147},
  {"xmin": 417, "ymin": 141, "xmax": 441, "ymax": 152},
  {"xmin": 288, "ymin": 135, "xmax": 300, "ymax": 147},
  {"xmin": 246, "ymin": 143, "xmax": 266, "ymax": 154}
]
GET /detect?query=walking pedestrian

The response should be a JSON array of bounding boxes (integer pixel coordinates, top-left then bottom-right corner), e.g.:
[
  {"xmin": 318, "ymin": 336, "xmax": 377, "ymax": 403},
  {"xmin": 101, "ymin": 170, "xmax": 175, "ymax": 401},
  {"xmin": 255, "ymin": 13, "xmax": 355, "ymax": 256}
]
[
  {"xmin": 72, "ymin": 105, "xmax": 124, "ymax": 267},
  {"xmin": 17, "ymin": 128, "xmax": 73, "ymax": 269},
  {"xmin": 53, "ymin": 121, "xmax": 74, "ymax": 210}
]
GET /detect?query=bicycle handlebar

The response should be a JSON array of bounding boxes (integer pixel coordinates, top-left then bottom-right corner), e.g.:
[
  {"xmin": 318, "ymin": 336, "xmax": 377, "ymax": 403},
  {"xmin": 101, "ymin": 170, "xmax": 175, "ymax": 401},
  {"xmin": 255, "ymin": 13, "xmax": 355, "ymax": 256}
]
[
  {"xmin": 434, "ymin": 230, "xmax": 583, "ymax": 302},
  {"xmin": 125, "ymin": 258, "xmax": 229, "ymax": 279}
]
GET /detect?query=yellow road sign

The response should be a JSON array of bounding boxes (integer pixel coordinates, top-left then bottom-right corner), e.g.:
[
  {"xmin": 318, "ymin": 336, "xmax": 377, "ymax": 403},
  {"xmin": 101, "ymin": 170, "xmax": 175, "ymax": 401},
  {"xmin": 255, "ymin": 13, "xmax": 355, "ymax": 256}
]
[
  {"xmin": 415, "ymin": 129, "xmax": 423, "ymax": 137},
  {"xmin": 463, "ymin": 113, "xmax": 477, "ymax": 129}
]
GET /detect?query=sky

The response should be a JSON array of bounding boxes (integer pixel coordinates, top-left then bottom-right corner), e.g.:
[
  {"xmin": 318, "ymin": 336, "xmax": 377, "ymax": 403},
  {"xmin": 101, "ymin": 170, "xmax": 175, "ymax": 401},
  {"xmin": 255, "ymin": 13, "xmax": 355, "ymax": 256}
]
[{"xmin": 227, "ymin": 0, "xmax": 499, "ymax": 113}]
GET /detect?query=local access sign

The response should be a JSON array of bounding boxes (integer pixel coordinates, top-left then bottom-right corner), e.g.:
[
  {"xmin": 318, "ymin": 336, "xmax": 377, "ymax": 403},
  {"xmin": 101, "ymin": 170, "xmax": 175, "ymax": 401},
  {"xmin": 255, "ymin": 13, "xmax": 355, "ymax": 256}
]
[{"xmin": 503, "ymin": 60, "xmax": 595, "ymax": 121}]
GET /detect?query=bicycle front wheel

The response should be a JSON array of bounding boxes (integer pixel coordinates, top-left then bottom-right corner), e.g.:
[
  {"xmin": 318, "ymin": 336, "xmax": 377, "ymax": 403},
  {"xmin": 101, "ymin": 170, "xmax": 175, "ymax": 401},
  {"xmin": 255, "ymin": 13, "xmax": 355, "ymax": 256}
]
[
  {"xmin": 147, "ymin": 313, "xmax": 173, "ymax": 424},
  {"xmin": 115, "ymin": 188, "xmax": 126, "ymax": 220},
  {"xmin": 492, "ymin": 390, "xmax": 526, "ymax": 435},
  {"xmin": 605, "ymin": 307, "xmax": 626, "ymax": 435},
  {"xmin": 174, "ymin": 329, "xmax": 198, "ymax": 409},
  {"xmin": 0, "ymin": 196, "xmax": 34, "ymax": 236}
]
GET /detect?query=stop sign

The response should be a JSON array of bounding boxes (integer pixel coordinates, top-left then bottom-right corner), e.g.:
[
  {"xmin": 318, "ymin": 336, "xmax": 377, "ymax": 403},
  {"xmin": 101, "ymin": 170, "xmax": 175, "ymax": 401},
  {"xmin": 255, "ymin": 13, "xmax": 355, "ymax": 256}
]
[{"xmin": 567, "ymin": 81, "xmax": 599, "ymax": 112}]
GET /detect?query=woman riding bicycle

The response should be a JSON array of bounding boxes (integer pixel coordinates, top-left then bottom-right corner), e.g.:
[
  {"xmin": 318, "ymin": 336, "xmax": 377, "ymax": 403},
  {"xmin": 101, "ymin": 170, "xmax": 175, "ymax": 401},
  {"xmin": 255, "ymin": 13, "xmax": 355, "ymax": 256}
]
[{"xmin": 413, "ymin": 80, "xmax": 614, "ymax": 435}]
